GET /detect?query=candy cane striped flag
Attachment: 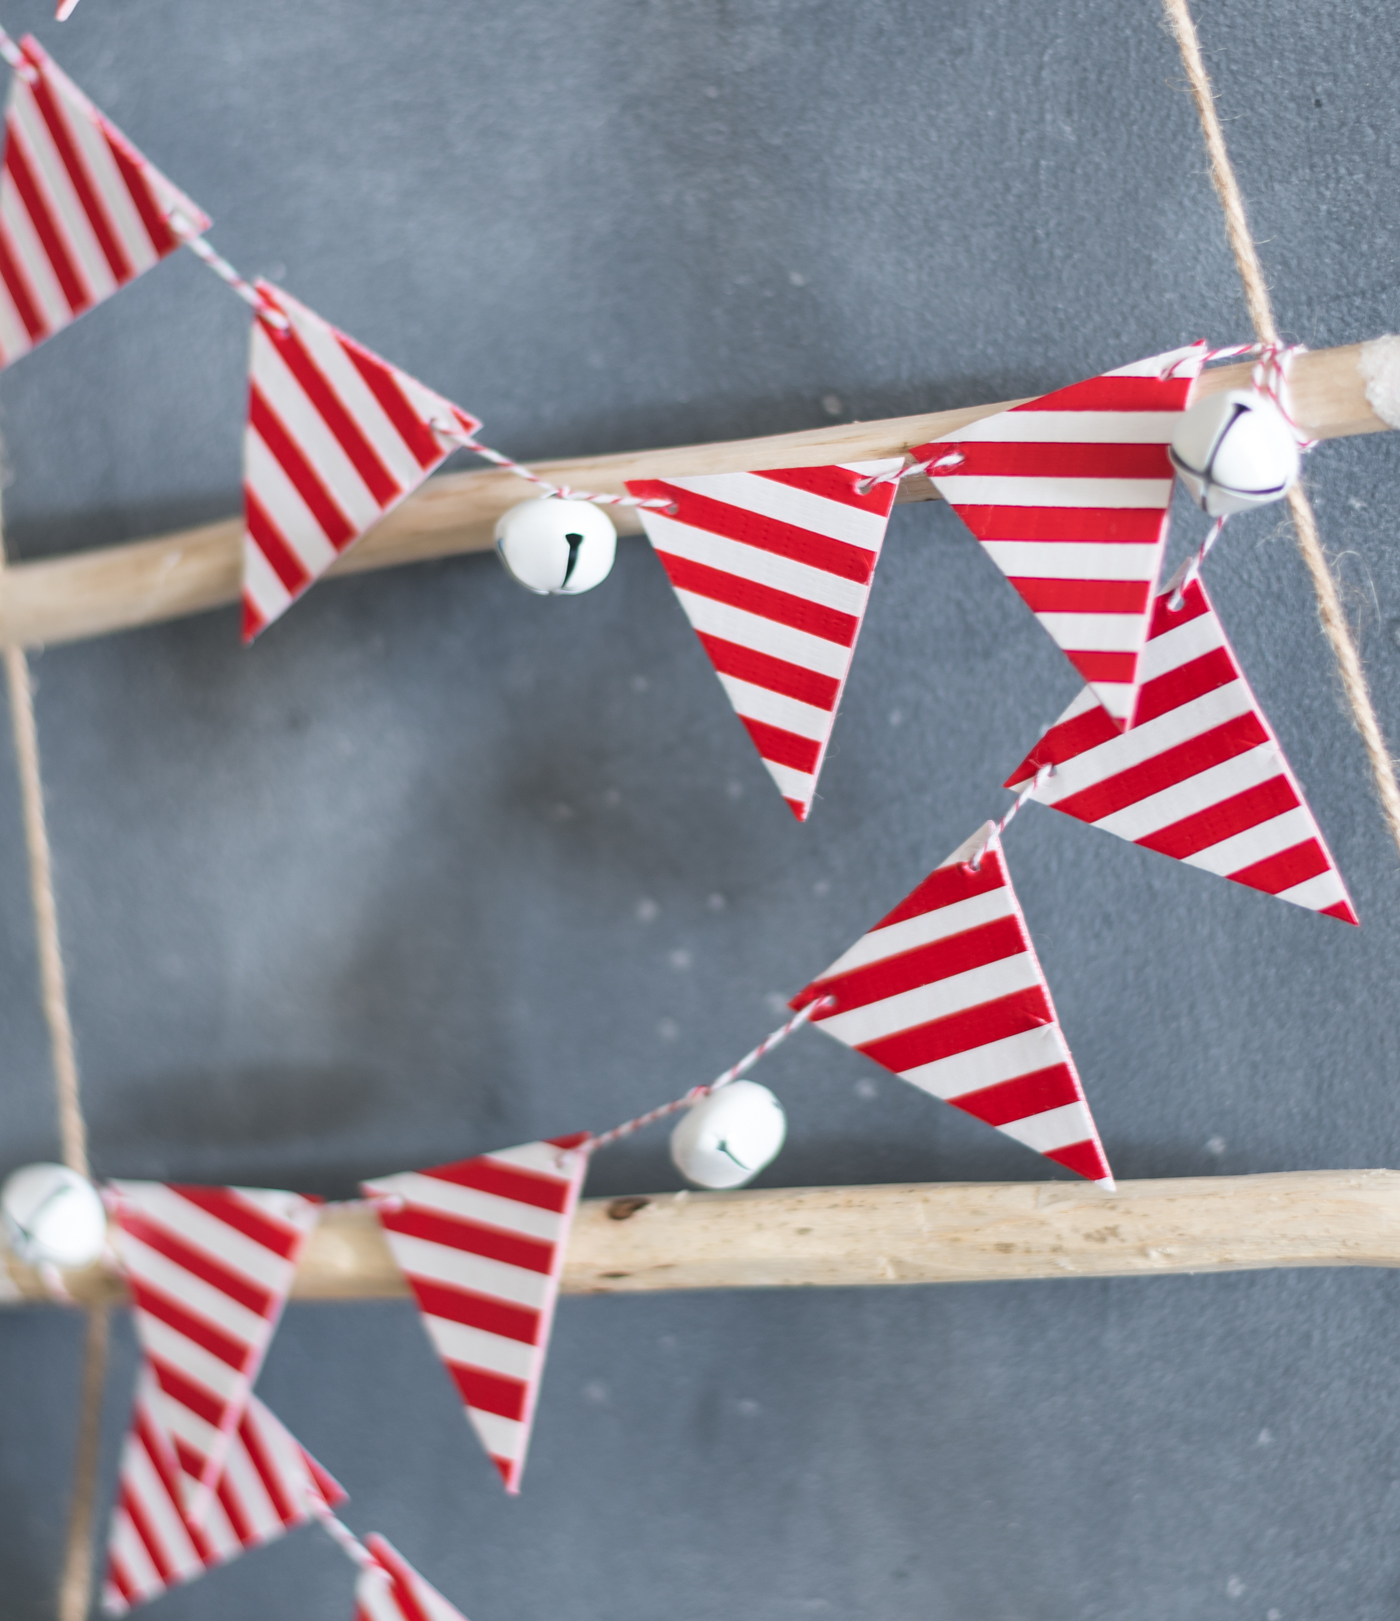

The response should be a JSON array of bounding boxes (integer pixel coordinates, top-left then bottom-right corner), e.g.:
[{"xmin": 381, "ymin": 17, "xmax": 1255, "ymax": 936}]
[
  {"xmin": 363, "ymin": 1135, "xmax": 591, "ymax": 1493},
  {"xmin": 1006, "ymin": 577, "xmax": 1358, "ymax": 922},
  {"xmin": 242, "ymin": 281, "xmax": 481, "ymax": 642},
  {"xmin": 109, "ymin": 1182, "xmax": 322, "ymax": 1523},
  {"xmin": 0, "ymin": 36, "xmax": 208, "ymax": 369},
  {"xmin": 791, "ymin": 824, "xmax": 1113, "ymax": 1184},
  {"xmin": 912, "ymin": 345, "xmax": 1206, "ymax": 731},
  {"xmin": 357, "ymin": 1534, "xmax": 472, "ymax": 1621},
  {"xmin": 625, "ymin": 460, "xmax": 904, "ymax": 821},
  {"xmin": 101, "ymin": 1368, "xmax": 345, "ymax": 1616}
]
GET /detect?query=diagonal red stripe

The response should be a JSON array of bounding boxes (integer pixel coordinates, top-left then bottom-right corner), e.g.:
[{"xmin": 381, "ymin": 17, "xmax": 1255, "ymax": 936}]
[
  {"xmin": 118, "ymin": 1478, "xmax": 182, "ymax": 1588},
  {"xmin": 1135, "ymin": 774, "xmax": 1298, "ymax": 861},
  {"xmin": 631, "ymin": 479, "xmax": 881, "ymax": 584},
  {"xmin": 245, "ymin": 486, "xmax": 312, "ymax": 599},
  {"xmin": 98, "ymin": 117, "xmax": 178, "ymax": 258},
  {"xmin": 658, "ymin": 551, "xmax": 860, "ymax": 646},
  {"xmin": 3, "ymin": 139, "xmax": 89, "ymax": 314},
  {"xmin": 1009, "ymin": 373, "xmax": 1194, "ymax": 412},
  {"xmin": 121, "ymin": 1207, "xmax": 275, "ymax": 1318},
  {"xmin": 129, "ymin": 1276, "xmax": 256, "ymax": 1374},
  {"xmin": 450, "ymin": 1361, "xmax": 530, "ymax": 1422},
  {"xmin": 739, "ymin": 715, "xmax": 821, "ymax": 774},
  {"xmin": 1009, "ymin": 577, "xmax": 1151, "ymax": 614},
  {"xmin": 405, "ymin": 1276, "xmax": 543, "ymax": 1345},
  {"xmin": 1044, "ymin": 1137, "xmax": 1112, "ymax": 1181},
  {"xmin": 756, "ymin": 463, "xmax": 898, "ymax": 516},
  {"xmin": 382, "ymin": 1203, "xmax": 558, "ymax": 1274},
  {"xmin": 811, "ymin": 915, "xmax": 1029, "ymax": 1017},
  {"xmin": 339, "ymin": 329, "xmax": 467, "ymax": 469},
  {"xmin": 248, "ymin": 385, "xmax": 356, "ymax": 551},
  {"xmin": 1131, "ymin": 647, "xmax": 1238, "ymax": 726},
  {"xmin": 695, "ymin": 631, "xmax": 840, "ymax": 711},
  {"xmin": 858, "ymin": 985, "xmax": 1055, "ymax": 1075},
  {"xmin": 949, "ymin": 1063, "xmax": 1082, "ymax": 1125},
  {"xmin": 1068, "ymin": 650, "xmax": 1138, "ymax": 685},
  {"xmin": 265, "ymin": 320, "xmax": 402, "ymax": 507},
  {"xmin": 237, "ymin": 1408, "xmax": 296, "ymax": 1531},
  {"xmin": 146, "ymin": 1351, "xmax": 231, "ymax": 1432},
  {"xmin": 0, "ymin": 218, "xmax": 46, "ymax": 342},
  {"xmin": 170, "ymin": 1185, "xmax": 311, "ymax": 1262},
  {"xmin": 421, "ymin": 1155, "xmax": 576, "ymax": 1214},
  {"xmin": 365, "ymin": 1537, "xmax": 440, "ymax": 1621},
  {"xmin": 26, "ymin": 71, "xmax": 132, "ymax": 283},
  {"xmin": 935, "ymin": 442, "xmax": 1173, "ymax": 480},
  {"xmin": 1228, "ymin": 837, "xmax": 1330, "ymax": 898}
]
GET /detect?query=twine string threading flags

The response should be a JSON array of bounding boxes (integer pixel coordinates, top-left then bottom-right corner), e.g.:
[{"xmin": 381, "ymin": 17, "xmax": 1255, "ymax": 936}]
[
  {"xmin": 1161, "ymin": 0, "xmax": 1400, "ymax": 865},
  {"xmin": 583, "ymin": 997, "xmax": 834, "ymax": 1154},
  {"xmin": 167, "ymin": 212, "xmax": 290, "ymax": 329},
  {"xmin": 856, "ymin": 448, "xmax": 964, "ymax": 494},
  {"xmin": 430, "ymin": 419, "xmax": 675, "ymax": 510},
  {"xmin": 968, "ymin": 762, "xmax": 1054, "ymax": 872}
]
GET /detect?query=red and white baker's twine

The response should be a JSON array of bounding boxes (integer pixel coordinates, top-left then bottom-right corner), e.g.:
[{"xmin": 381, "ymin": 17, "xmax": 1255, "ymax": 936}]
[
  {"xmin": 968, "ymin": 761, "xmax": 1054, "ymax": 873},
  {"xmin": 856, "ymin": 449, "xmax": 965, "ymax": 495},
  {"xmin": 306, "ymin": 1493, "xmax": 394, "ymax": 1590},
  {"xmin": 583, "ymin": 996, "xmax": 834, "ymax": 1153},
  {"xmin": 428, "ymin": 424, "xmax": 674, "ymax": 510}
]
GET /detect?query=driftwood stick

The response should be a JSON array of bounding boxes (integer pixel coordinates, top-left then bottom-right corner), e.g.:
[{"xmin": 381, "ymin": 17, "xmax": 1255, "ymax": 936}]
[
  {"xmin": 7, "ymin": 1171, "xmax": 1400, "ymax": 1305},
  {"xmin": 0, "ymin": 341, "xmax": 1386, "ymax": 652}
]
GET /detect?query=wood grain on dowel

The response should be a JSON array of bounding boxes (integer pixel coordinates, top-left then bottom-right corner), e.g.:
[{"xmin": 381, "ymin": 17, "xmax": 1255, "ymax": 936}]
[
  {"xmin": 1161, "ymin": 0, "xmax": 1400, "ymax": 863},
  {"xmin": 0, "ymin": 341, "xmax": 1388, "ymax": 652},
  {"xmin": 8, "ymin": 1172, "xmax": 1400, "ymax": 1305}
]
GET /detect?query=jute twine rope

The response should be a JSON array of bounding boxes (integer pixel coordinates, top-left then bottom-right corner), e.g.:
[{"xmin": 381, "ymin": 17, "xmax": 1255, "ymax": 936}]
[
  {"xmin": 0, "ymin": 492, "xmax": 107, "ymax": 1621},
  {"xmin": 1161, "ymin": 0, "xmax": 1400, "ymax": 862}
]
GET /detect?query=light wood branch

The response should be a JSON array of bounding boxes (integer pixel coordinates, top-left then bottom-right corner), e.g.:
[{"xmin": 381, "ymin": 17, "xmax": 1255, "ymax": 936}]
[
  {"xmin": 0, "ymin": 342, "xmax": 1385, "ymax": 651},
  {"xmin": 7, "ymin": 1170, "xmax": 1400, "ymax": 1306}
]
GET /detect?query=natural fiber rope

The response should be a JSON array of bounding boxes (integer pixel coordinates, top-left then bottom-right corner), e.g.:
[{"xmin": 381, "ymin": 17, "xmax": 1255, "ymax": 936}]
[
  {"xmin": 1161, "ymin": 0, "xmax": 1400, "ymax": 862},
  {"xmin": 0, "ymin": 489, "xmax": 106, "ymax": 1621}
]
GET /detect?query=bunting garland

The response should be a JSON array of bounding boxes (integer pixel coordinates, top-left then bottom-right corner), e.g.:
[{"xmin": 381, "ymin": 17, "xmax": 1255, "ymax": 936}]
[
  {"xmin": 362, "ymin": 1136, "xmax": 591, "ymax": 1493},
  {"xmin": 1005, "ymin": 578, "xmax": 1357, "ymax": 921},
  {"xmin": 241, "ymin": 281, "xmax": 481, "ymax": 641},
  {"xmin": 627, "ymin": 460, "xmax": 903, "ymax": 820},
  {"xmin": 791, "ymin": 824, "xmax": 1114, "ymax": 1184},
  {"xmin": 913, "ymin": 345, "xmax": 1205, "ymax": 731},
  {"xmin": 108, "ymin": 1181, "xmax": 323, "ymax": 1522},
  {"xmin": 0, "ymin": 35, "xmax": 208, "ymax": 368},
  {"xmin": 101, "ymin": 1370, "xmax": 345, "ymax": 1616}
]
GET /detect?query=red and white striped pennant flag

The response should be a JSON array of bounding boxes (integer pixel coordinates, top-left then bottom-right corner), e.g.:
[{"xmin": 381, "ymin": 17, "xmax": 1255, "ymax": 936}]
[
  {"xmin": 363, "ymin": 1135, "xmax": 590, "ymax": 1494},
  {"xmin": 109, "ymin": 1182, "xmax": 322, "ymax": 1522},
  {"xmin": 101, "ymin": 1367, "xmax": 345, "ymax": 1616},
  {"xmin": 0, "ymin": 36, "xmax": 208, "ymax": 368},
  {"xmin": 912, "ymin": 345, "xmax": 1207, "ymax": 731},
  {"xmin": 1005, "ymin": 576, "xmax": 1358, "ymax": 922},
  {"xmin": 357, "ymin": 1534, "xmax": 472, "ymax": 1621},
  {"xmin": 242, "ymin": 282, "xmax": 481, "ymax": 641},
  {"xmin": 791, "ymin": 825, "xmax": 1113, "ymax": 1184},
  {"xmin": 625, "ymin": 460, "xmax": 904, "ymax": 821}
]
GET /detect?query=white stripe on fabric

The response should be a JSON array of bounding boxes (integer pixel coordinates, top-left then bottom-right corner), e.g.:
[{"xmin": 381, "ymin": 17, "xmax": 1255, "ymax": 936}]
[
  {"xmin": 279, "ymin": 298, "xmax": 422, "ymax": 493},
  {"xmin": 467, "ymin": 1406, "xmax": 526, "ymax": 1463},
  {"xmin": 900, "ymin": 1023, "xmax": 1072, "ymax": 1101},
  {"xmin": 427, "ymin": 1316, "xmax": 538, "ymax": 1382},
  {"xmin": 936, "ymin": 476, "xmax": 1173, "ymax": 509},
  {"xmin": 662, "ymin": 466, "xmax": 896, "ymax": 553},
  {"xmin": 816, "ymin": 951, "xmax": 1043, "ymax": 1050},
  {"xmin": 756, "ymin": 756, "xmax": 816, "ymax": 804},
  {"xmin": 997, "ymin": 1100, "xmax": 1097, "ymax": 1154},
  {"xmin": 1092, "ymin": 742, "xmax": 1284, "ymax": 842},
  {"xmin": 817, "ymin": 886, "xmax": 1016, "ymax": 979},
  {"xmin": 150, "ymin": 1384, "xmax": 224, "ymax": 1462},
  {"xmin": 0, "ymin": 251, "xmax": 32, "ymax": 363},
  {"xmin": 216, "ymin": 1438, "xmax": 280, "ymax": 1544},
  {"xmin": 245, "ymin": 427, "xmax": 342, "ymax": 575},
  {"xmin": 106, "ymin": 1515, "xmax": 159, "ymax": 1607},
  {"xmin": 373, "ymin": 1175, "xmax": 564, "ymax": 1243},
  {"xmin": 482, "ymin": 1141, "xmax": 580, "ymax": 1178},
  {"xmin": 1039, "ymin": 682, "xmax": 1256, "ymax": 808},
  {"xmin": 943, "ymin": 410, "xmax": 1183, "ymax": 444},
  {"xmin": 980, "ymin": 541, "xmax": 1165, "ymax": 581},
  {"xmin": 123, "ymin": 1438, "xmax": 202, "ymax": 1579},
  {"xmin": 254, "ymin": 334, "xmax": 385, "ymax": 532},
  {"xmin": 644, "ymin": 509, "xmax": 871, "ymax": 619},
  {"xmin": 1278, "ymin": 869, "xmax": 1350, "ymax": 911},
  {"xmin": 240, "ymin": 534, "xmax": 294, "ymax": 624},
  {"xmin": 51, "ymin": 81, "xmax": 160, "ymax": 274},
  {"xmin": 382, "ymin": 1231, "xmax": 552, "ymax": 1311},
  {"xmin": 1034, "ymin": 611, "xmax": 1150, "ymax": 652},
  {"xmin": 670, "ymin": 588, "xmax": 853, "ymax": 674},
  {"xmin": 8, "ymin": 91, "xmax": 109, "ymax": 305},
  {"xmin": 126, "ymin": 1183, "xmax": 301, "ymax": 1293},
  {"xmin": 715, "ymin": 674, "xmax": 833, "ymax": 741},
  {"xmin": 0, "ymin": 178, "xmax": 65, "ymax": 334},
  {"xmin": 1095, "ymin": 683, "xmax": 1135, "ymax": 720},
  {"xmin": 230, "ymin": 1186, "xmax": 318, "ymax": 1227},
  {"xmin": 137, "ymin": 1314, "xmax": 245, "ymax": 1401},
  {"xmin": 118, "ymin": 1232, "xmax": 268, "ymax": 1345},
  {"xmin": 1137, "ymin": 607, "xmax": 1228, "ymax": 680},
  {"xmin": 1185, "ymin": 806, "xmax": 1317, "ymax": 878}
]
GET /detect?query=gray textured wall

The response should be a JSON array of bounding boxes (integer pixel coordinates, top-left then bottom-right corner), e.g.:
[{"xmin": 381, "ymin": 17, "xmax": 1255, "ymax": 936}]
[{"xmin": 1, "ymin": 0, "xmax": 1399, "ymax": 1616}]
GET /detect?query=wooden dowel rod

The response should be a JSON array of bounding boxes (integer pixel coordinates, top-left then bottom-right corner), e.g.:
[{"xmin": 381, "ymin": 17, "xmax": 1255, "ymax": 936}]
[
  {"xmin": 8, "ymin": 1171, "xmax": 1400, "ymax": 1305},
  {"xmin": 0, "ymin": 341, "xmax": 1386, "ymax": 652}
]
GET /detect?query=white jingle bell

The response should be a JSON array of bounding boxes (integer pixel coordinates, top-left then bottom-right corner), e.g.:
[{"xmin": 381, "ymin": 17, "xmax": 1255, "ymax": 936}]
[
  {"xmin": 669, "ymin": 1079, "xmax": 787, "ymax": 1190},
  {"xmin": 1168, "ymin": 388, "xmax": 1301, "ymax": 517},
  {"xmin": 495, "ymin": 498, "xmax": 617, "ymax": 595},
  {"xmin": 1, "ymin": 1162, "xmax": 107, "ymax": 1269}
]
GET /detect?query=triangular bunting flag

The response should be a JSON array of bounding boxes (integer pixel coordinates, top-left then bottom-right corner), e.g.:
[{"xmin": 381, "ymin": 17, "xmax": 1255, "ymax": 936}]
[
  {"xmin": 101, "ymin": 1366, "xmax": 345, "ymax": 1616},
  {"xmin": 0, "ymin": 36, "xmax": 209, "ymax": 368},
  {"xmin": 1005, "ymin": 577, "xmax": 1358, "ymax": 922},
  {"xmin": 241, "ymin": 281, "xmax": 481, "ymax": 641},
  {"xmin": 791, "ymin": 825, "xmax": 1113, "ymax": 1184},
  {"xmin": 363, "ymin": 1135, "xmax": 590, "ymax": 1493},
  {"xmin": 911, "ymin": 344, "xmax": 1206, "ymax": 730},
  {"xmin": 625, "ymin": 460, "xmax": 904, "ymax": 820},
  {"xmin": 109, "ymin": 1181, "xmax": 322, "ymax": 1521},
  {"xmin": 357, "ymin": 1534, "xmax": 472, "ymax": 1621}
]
